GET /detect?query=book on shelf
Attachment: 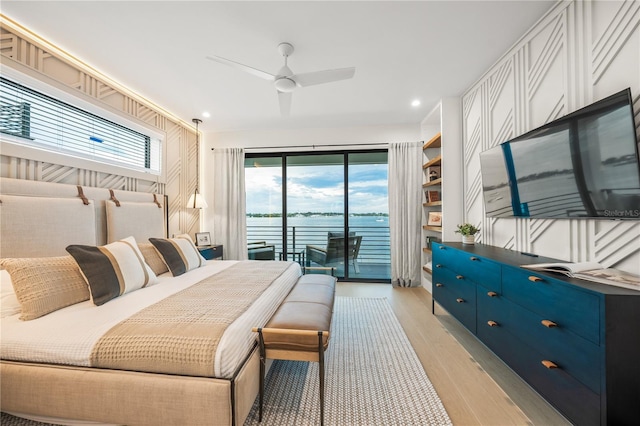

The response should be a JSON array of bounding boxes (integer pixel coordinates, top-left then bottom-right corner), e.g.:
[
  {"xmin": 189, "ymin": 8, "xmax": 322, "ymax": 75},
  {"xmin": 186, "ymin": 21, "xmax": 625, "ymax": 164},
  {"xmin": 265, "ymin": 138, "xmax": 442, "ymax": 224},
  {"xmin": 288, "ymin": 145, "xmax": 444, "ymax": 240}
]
[
  {"xmin": 521, "ymin": 262, "xmax": 640, "ymax": 291},
  {"xmin": 425, "ymin": 235, "xmax": 440, "ymax": 250},
  {"xmin": 427, "ymin": 190, "xmax": 440, "ymax": 203}
]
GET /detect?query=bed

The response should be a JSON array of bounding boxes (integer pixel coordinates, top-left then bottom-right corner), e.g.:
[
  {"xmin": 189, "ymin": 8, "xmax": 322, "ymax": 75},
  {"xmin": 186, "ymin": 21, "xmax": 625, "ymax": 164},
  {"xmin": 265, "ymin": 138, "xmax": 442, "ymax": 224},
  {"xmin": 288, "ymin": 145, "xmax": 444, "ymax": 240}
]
[{"xmin": 0, "ymin": 177, "xmax": 301, "ymax": 425}]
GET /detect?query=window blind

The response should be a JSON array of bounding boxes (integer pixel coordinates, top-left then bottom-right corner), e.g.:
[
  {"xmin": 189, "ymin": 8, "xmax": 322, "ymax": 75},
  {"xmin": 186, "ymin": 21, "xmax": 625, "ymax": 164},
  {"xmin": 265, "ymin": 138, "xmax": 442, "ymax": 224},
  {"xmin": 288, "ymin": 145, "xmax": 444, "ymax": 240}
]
[{"xmin": 0, "ymin": 77, "xmax": 160, "ymax": 174}]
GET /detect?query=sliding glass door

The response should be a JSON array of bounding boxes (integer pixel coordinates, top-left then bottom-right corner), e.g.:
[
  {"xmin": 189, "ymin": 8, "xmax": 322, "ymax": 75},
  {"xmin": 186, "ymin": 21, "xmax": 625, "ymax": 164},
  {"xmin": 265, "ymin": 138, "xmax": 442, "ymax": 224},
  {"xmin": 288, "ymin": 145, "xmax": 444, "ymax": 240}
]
[
  {"xmin": 286, "ymin": 154, "xmax": 345, "ymax": 275},
  {"xmin": 245, "ymin": 150, "xmax": 389, "ymax": 281},
  {"xmin": 245, "ymin": 156, "xmax": 283, "ymax": 258},
  {"xmin": 347, "ymin": 152, "xmax": 390, "ymax": 280}
]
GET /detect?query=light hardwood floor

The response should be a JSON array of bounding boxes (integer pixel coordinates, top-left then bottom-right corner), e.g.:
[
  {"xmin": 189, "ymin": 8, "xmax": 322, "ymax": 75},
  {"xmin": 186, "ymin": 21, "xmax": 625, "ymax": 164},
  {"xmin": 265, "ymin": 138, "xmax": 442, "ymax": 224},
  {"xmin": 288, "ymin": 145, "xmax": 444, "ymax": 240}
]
[{"xmin": 337, "ymin": 282, "xmax": 571, "ymax": 426}]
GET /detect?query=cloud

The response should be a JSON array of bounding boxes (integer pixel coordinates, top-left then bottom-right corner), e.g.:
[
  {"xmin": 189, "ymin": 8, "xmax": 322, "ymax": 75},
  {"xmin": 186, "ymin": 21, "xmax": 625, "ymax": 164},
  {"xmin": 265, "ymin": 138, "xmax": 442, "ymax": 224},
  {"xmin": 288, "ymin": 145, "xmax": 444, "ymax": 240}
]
[{"xmin": 246, "ymin": 163, "xmax": 388, "ymax": 214}]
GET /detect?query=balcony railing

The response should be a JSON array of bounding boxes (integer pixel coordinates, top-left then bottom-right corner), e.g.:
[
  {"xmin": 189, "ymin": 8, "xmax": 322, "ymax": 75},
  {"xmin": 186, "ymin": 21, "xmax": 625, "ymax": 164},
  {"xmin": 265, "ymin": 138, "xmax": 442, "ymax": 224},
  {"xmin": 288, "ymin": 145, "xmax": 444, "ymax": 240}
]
[{"xmin": 247, "ymin": 225, "xmax": 390, "ymax": 269}]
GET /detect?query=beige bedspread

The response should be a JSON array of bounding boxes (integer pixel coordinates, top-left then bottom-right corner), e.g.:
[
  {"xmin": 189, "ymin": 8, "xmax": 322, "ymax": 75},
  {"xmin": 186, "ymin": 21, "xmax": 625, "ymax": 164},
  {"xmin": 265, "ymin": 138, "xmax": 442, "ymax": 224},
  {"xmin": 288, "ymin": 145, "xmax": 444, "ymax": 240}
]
[{"xmin": 90, "ymin": 261, "xmax": 292, "ymax": 377}]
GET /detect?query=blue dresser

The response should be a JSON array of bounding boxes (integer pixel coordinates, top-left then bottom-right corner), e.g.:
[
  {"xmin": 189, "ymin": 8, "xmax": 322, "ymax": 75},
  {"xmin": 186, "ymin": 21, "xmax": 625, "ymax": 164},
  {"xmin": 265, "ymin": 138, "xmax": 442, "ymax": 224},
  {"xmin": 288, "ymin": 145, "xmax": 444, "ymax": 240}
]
[{"xmin": 432, "ymin": 242, "xmax": 640, "ymax": 425}]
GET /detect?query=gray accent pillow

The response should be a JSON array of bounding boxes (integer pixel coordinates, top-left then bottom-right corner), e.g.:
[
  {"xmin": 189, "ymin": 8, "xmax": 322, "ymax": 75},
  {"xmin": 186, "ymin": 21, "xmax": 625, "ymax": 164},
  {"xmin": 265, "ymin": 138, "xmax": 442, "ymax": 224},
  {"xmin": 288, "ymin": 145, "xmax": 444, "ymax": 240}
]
[
  {"xmin": 67, "ymin": 236, "xmax": 158, "ymax": 306},
  {"xmin": 149, "ymin": 234, "xmax": 205, "ymax": 277}
]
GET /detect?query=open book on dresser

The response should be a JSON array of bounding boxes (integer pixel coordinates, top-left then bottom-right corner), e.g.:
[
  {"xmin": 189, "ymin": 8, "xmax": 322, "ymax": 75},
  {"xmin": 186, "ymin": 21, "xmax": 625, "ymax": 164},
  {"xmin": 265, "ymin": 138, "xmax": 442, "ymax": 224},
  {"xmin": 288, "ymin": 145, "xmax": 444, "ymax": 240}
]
[{"xmin": 521, "ymin": 262, "xmax": 640, "ymax": 291}]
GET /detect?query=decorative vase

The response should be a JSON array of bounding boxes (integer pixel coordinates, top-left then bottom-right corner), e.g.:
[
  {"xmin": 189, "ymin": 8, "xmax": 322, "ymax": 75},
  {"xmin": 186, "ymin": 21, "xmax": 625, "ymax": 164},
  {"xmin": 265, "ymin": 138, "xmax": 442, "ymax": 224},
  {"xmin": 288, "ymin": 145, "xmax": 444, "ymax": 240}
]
[{"xmin": 462, "ymin": 234, "xmax": 475, "ymax": 245}]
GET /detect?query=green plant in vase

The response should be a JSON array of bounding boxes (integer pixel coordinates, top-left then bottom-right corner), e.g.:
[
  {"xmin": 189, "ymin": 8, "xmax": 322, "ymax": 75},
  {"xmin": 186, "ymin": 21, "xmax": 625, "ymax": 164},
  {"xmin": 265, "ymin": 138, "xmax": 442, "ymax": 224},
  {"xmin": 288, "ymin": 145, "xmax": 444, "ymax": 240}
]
[{"xmin": 455, "ymin": 223, "xmax": 479, "ymax": 244}]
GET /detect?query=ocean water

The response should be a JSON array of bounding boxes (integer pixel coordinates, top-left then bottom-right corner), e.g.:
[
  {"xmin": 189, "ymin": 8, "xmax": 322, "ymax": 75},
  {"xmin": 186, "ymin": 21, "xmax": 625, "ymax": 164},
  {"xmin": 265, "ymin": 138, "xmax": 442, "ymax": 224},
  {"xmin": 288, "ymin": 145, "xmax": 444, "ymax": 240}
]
[
  {"xmin": 247, "ymin": 215, "xmax": 390, "ymax": 263},
  {"xmin": 485, "ymin": 168, "xmax": 640, "ymax": 218}
]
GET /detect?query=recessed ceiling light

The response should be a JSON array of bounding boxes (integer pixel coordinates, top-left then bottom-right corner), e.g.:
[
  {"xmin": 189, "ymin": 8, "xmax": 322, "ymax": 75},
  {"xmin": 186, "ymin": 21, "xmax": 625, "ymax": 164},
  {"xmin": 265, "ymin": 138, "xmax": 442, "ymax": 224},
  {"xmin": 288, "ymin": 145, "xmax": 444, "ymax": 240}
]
[
  {"xmin": 411, "ymin": 100, "xmax": 421, "ymax": 107},
  {"xmin": 202, "ymin": 112, "xmax": 211, "ymax": 118}
]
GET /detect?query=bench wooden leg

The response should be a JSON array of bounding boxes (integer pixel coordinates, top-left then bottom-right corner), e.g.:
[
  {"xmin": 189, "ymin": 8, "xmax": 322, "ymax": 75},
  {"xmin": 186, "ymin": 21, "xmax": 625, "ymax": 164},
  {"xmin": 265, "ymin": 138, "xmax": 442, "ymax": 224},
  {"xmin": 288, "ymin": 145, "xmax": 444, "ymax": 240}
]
[
  {"xmin": 318, "ymin": 331, "xmax": 325, "ymax": 426},
  {"xmin": 257, "ymin": 329, "xmax": 266, "ymax": 423}
]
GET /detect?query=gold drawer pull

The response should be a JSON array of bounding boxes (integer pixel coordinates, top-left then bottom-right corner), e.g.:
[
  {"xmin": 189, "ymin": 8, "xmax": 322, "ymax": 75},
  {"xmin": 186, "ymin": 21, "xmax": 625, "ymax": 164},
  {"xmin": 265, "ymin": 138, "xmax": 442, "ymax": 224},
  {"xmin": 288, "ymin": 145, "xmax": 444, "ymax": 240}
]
[
  {"xmin": 435, "ymin": 264, "xmax": 442, "ymax": 268},
  {"xmin": 487, "ymin": 291, "xmax": 498, "ymax": 297},
  {"xmin": 470, "ymin": 256, "xmax": 479, "ymax": 261},
  {"xmin": 528, "ymin": 276, "xmax": 544, "ymax": 282},
  {"xmin": 456, "ymin": 298, "xmax": 465, "ymax": 303},
  {"xmin": 487, "ymin": 320, "xmax": 499, "ymax": 327},
  {"xmin": 435, "ymin": 283, "xmax": 443, "ymax": 287},
  {"xmin": 541, "ymin": 320, "xmax": 558, "ymax": 328},
  {"xmin": 541, "ymin": 360, "xmax": 558, "ymax": 369},
  {"xmin": 456, "ymin": 275, "xmax": 464, "ymax": 280}
]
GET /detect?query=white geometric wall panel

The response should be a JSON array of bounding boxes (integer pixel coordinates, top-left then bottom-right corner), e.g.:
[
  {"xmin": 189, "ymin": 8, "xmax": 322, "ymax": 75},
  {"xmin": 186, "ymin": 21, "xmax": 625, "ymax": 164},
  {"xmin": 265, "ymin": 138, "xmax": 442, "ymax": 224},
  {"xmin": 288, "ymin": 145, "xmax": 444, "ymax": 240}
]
[
  {"xmin": 0, "ymin": 20, "xmax": 201, "ymax": 237},
  {"xmin": 461, "ymin": 0, "xmax": 640, "ymax": 275}
]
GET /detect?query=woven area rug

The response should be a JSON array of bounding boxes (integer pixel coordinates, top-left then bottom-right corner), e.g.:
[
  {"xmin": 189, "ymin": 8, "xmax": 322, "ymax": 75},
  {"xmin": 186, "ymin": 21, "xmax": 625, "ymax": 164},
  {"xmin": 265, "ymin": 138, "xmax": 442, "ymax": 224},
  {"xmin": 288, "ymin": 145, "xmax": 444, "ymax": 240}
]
[
  {"xmin": 243, "ymin": 297, "xmax": 452, "ymax": 425},
  {"xmin": 1, "ymin": 297, "xmax": 451, "ymax": 426}
]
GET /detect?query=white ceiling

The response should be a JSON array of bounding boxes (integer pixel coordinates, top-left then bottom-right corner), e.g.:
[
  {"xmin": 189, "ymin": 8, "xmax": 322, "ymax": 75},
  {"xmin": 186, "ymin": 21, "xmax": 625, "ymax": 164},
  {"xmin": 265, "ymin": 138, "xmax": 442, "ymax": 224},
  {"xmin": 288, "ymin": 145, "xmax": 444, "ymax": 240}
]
[{"xmin": 1, "ymin": 1, "xmax": 555, "ymax": 133}]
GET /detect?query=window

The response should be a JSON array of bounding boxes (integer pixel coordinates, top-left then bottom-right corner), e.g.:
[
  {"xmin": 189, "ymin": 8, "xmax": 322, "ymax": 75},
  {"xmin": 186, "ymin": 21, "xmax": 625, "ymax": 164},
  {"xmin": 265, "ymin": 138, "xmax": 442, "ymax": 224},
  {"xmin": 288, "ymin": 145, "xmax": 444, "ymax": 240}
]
[
  {"xmin": 245, "ymin": 150, "xmax": 390, "ymax": 281},
  {"xmin": 0, "ymin": 77, "xmax": 161, "ymax": 174}
]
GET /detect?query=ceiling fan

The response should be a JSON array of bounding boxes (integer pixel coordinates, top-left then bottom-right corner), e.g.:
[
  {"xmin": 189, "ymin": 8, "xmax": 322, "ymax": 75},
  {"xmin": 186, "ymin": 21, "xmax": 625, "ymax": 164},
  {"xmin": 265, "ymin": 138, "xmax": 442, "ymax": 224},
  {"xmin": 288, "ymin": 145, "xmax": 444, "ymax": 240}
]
[{"xmin": 206, "ymin": 42, "xmax": 355, "ymax": 116}]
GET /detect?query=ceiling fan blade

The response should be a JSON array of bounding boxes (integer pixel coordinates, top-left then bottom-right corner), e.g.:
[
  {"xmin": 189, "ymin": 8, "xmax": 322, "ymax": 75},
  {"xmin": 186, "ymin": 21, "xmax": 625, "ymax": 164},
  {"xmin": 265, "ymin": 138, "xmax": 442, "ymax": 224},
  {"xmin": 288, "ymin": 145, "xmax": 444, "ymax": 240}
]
[
  {"xmin": 278, "ymin": 91, "xmax": 292, "ymax": 116},
  {"xmin": 293, "ymin": 67, "xmax": 355, "ymax": 87},
  {"xmin": 205, "ymin": 55, "xmax": 276, "ymax": 81}
]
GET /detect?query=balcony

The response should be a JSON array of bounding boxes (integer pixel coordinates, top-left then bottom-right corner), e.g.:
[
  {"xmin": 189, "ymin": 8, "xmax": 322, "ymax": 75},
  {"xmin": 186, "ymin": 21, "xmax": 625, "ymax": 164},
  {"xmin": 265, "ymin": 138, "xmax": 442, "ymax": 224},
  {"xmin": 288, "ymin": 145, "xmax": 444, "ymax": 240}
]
[{"xmin": 247, "ymin": 224, "xmax": 390, "ymax": 281}]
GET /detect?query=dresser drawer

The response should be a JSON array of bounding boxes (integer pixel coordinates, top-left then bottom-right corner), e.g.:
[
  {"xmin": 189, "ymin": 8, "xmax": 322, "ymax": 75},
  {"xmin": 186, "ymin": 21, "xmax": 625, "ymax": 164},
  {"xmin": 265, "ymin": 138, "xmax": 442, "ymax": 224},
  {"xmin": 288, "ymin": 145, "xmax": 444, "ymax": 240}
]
[
  {"xmin": 433, "ymin": 244, "xmax": 501, "ymax": 291},
  {"xmin": 433, "ymin": 267, "xmax": 477, "ymax": 333},
  {"xmin": 478, "ymin": 321, "xmax": 600, "ymax": 426},
  {"xmin": 477, "ymin": 288, "xmax": 601, "ymax": 393},
  {"xmin": 502, "ymin": 266, "xmax": 600, "ymax": 344}
]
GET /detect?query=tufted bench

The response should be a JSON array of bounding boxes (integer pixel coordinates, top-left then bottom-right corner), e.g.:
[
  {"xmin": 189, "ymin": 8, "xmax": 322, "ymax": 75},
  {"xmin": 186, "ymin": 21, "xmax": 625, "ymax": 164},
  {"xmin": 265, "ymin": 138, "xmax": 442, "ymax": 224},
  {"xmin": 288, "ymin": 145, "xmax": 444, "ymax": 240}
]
[{"xmin": 253, "ymin": 273, "xmax": 336, "ymax": 425}]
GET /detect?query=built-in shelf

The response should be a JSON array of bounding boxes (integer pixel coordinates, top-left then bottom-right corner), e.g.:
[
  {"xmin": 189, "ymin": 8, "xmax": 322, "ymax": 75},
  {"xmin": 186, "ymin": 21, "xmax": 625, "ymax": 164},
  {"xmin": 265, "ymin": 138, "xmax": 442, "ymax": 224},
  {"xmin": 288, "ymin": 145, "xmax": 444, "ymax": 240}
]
[
  {"xmin": 422, "ymin": 178, "xmax": 442, "ymax": 188},
  {"xmin": 422, "ymin": 132, "xmax": 441, "ymax": 150},
  {"xmin": 422, "ymin": 155, "xmax": 442, "ymax": 169},
  {"xmin": 422, "ymin": 129, "xmax": 442, "ymax": 283}
]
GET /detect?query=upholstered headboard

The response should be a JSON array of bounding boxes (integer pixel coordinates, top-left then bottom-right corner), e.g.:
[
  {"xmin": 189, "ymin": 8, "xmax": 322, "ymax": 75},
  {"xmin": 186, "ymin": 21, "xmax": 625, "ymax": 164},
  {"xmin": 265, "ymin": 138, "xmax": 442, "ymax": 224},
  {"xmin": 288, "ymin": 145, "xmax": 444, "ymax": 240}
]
[{"xmin": 0, "ymin": 177, "xmax": 166, "ymax": 258}]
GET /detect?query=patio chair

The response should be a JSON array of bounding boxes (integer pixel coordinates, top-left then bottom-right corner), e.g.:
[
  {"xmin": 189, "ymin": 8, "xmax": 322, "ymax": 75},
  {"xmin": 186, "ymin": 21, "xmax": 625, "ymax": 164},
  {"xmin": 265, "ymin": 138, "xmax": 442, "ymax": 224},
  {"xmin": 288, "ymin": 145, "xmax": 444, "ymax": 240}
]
[
  {"xmin": 248, "ymin": 241, "xmax": 276, "ymax": 260},
  {"xmin": 306, "ymin": 232, "xmax": 362, "ymax": 274}
]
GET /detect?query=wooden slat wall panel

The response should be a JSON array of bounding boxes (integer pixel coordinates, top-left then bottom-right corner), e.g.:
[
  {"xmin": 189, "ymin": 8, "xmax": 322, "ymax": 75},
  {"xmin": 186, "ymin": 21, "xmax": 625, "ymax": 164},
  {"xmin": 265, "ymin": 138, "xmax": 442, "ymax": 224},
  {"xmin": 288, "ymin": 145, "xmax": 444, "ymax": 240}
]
[{"xmin": 0, "ymin": 20, "xmax": 201, "ymax": 238}]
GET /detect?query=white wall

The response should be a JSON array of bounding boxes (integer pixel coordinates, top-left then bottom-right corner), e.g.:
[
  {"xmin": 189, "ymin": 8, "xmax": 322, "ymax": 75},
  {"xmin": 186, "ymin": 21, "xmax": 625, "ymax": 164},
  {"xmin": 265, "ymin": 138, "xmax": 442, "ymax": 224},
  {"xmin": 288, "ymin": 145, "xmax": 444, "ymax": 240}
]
[
  {"xmin": 201, "ymin": 123, "xmax": 420, "ymax": 233},
  {"xmin": 461, "ymin": 0, "xmax": 640, "ymax": 275},
  {"xmin": 207, "ymin": 123, "xmax": 419, "ymax": 148}
]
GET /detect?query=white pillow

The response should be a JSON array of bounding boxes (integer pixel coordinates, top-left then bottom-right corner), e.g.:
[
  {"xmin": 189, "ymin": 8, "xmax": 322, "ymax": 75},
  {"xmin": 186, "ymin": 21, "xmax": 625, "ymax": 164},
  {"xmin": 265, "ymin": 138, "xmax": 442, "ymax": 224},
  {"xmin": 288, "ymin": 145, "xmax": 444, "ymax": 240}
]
[
  {"xmin": 149, "ymin": 234, "xmax": 206, "ymax": 277},
  {"xmin": 66, "ymin": 236, "xmax": 158, "ymax": 306},
  {"xmin": 0, "ymin": 269, "xmax": 21, "ymax": 318}
]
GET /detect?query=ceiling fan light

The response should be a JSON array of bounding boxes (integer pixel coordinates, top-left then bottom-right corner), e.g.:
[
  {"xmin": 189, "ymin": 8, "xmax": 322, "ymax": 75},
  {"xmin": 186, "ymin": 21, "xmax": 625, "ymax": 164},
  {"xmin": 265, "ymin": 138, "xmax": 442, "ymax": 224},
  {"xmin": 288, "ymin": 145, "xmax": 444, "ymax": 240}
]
[{"xmin": 274, "ymin": 77, "xmax": 296, "ymax": 93}]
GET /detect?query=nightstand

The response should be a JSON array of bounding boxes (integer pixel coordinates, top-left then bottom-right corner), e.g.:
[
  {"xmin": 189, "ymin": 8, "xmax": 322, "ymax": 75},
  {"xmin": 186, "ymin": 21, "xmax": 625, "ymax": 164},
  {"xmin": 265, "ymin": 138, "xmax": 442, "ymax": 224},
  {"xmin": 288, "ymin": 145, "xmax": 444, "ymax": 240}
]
[{"xmin": 197, "ymin": 244, "xmax": 223, "ymax": 260}]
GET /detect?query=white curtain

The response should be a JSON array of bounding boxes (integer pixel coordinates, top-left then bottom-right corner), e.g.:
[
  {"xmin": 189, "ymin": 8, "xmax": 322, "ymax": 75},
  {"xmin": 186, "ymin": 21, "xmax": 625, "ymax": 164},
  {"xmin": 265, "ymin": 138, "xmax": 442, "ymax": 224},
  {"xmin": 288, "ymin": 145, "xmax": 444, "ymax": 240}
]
[
  {"xmin": 388, "ymin": 142, "xmax": 423, "ymax": 287},
  {"xmin": 213, "ymin": 148, "xmax": 248, "ymax": 260}
]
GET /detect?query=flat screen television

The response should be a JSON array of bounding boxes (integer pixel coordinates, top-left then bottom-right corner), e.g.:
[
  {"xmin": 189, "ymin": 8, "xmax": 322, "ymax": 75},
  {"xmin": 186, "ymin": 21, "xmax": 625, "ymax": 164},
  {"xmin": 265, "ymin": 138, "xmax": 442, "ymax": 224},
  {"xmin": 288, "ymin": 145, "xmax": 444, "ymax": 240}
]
[{"xmin": 479, "ymin": 88, "xmax": 640, "ymax": 219}]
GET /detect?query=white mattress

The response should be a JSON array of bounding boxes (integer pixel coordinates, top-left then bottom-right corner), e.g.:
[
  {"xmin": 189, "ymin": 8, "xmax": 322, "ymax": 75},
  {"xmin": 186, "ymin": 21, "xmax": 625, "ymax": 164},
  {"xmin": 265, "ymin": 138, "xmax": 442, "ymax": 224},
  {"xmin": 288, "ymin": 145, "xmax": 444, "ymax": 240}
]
[{"xmin": 0, "ymin": 260, "xmax": 301, "ymax": 378}]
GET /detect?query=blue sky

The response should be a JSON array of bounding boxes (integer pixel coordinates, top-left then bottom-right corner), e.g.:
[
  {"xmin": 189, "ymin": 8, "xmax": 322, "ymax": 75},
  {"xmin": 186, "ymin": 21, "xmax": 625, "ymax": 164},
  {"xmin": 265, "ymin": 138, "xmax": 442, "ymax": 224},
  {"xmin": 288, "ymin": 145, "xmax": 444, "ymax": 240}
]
[{"xmin": 245, "ymin": 164, "xmax": 388, "ymax": 214}]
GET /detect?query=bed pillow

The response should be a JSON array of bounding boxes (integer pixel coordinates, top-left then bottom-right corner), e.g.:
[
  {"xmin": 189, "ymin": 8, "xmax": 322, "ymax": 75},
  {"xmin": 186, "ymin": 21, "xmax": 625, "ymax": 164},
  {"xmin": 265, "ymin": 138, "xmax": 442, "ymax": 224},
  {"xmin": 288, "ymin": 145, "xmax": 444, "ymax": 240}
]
[
  {"xmin": 149, "ymin": 234, "xmax": 206, "ymax": 277},
  {"xmin": 67, "ymin": 236, "xmax": 158, "ymax": 306},
  {"xmin": 106, "ymin": 199, "xmax": 165, "ymax": 243},
  {"xmin": 138, "ymin": 242, "xmax": 169, "ymax": 276},
  {"xmin": 0, "ymin": 256, "xmax": 90, "ymax": 320},
  {"xmin": 0, "ymin": 269, "xmax": 22, "ymax": 318}
]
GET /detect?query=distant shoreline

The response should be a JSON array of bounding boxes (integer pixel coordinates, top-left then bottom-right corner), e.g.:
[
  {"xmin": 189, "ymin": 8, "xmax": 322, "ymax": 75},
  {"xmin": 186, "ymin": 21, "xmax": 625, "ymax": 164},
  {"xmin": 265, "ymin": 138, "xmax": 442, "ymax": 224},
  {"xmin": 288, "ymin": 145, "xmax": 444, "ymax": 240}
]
[{"xmin": 247, "ymin": 212, "xmax": 388, "ymax": 218}]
